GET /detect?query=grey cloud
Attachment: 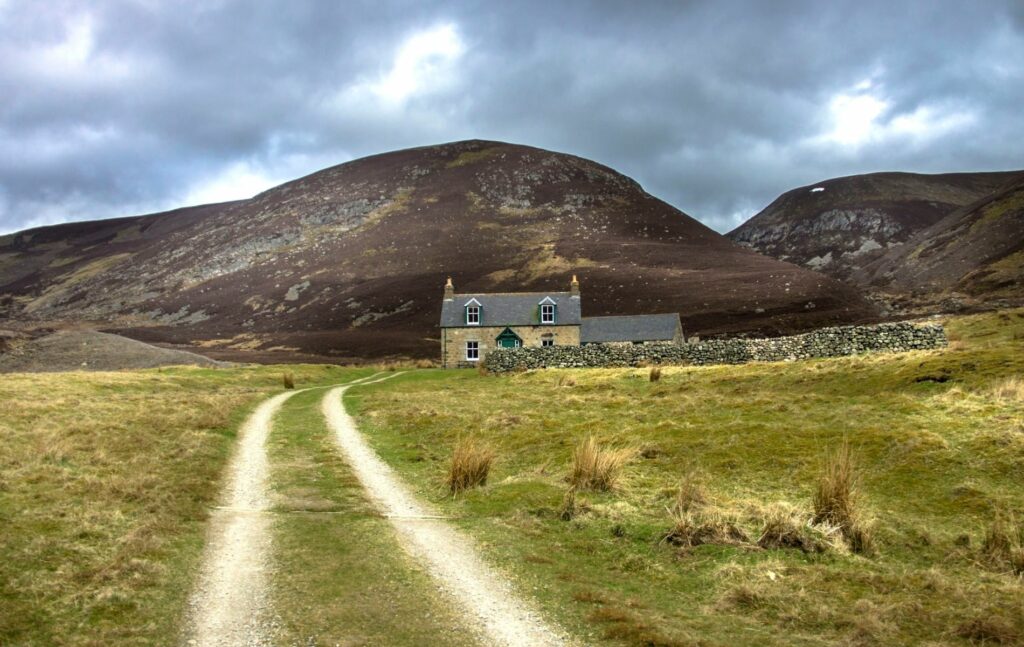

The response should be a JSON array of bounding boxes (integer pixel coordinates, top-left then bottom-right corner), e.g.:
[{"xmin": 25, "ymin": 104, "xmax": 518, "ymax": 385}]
[{"xmin": 1, "ymin": 0, "xmax": 1022, "ymax": 235}]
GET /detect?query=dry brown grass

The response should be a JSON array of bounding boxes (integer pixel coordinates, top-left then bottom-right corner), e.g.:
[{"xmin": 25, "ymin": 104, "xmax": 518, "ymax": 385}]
[
  {"xmin": 756, "ymin": 502, "xmax": 842, "ymax": 553},
  {"xmin": 649, "ymin": 366, "xmax": 662, "ymax": 382},
  {"xmin": 981, "ymin": 511, "xmax": 1024, "ymax": 575},
  {"xmin": 812, "ymin": 441, "xmax": 875, "ymax": 554},
  {"xmin": 569, "ymin": 436, "xmax": 634, "ymax": 491},
  {"xmin": 445, "ymin": 437, "xmax": 495, "ymax": 494},
  {"xmin": 670, "ymin": 472, "xmax": 707, "ymax": 516},
  {"xmin": 664, "ymin": 507, "xmax": 749, "ymax": 548},
  {"xmin": 990, "ymin": 376, "xmax": 1024, "ymax": 402},
  {"xmin": 956, "ymin": 614, "xmax": 1021, "ymax": 645},
  {"xmin": 283, "ymin": 372, "xmax": 295, "ymax": 389}
]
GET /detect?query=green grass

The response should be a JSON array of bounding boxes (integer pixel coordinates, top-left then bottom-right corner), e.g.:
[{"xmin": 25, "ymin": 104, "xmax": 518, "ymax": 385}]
[
  {"xmin": 266, "ymin": 383, "xmax": 479, "ymax": 646},
  {"xmin": 0, "ymin": 364, "xmax": 359, "ymax": 646},
  {"xmin": 349, "ymin": 309, "xmax": 1024, "ymax": 646}
]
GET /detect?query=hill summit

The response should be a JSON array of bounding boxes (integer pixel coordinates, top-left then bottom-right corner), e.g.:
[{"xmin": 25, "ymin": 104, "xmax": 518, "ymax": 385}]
[{"xmin": 0, "ymin": 140, "xmax": 876, "ymax": 360}]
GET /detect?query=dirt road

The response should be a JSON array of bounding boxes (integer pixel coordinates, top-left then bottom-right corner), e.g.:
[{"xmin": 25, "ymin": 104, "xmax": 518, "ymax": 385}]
[{"xmin": 321, "ymin": 376, "xmax": 567, "ymax": 647}]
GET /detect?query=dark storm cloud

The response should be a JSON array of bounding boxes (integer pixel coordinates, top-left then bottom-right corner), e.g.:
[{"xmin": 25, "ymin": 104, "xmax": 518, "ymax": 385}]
[{"xmin": 1, "ymin": 0, "xmax": 1022, "ymax": 234}]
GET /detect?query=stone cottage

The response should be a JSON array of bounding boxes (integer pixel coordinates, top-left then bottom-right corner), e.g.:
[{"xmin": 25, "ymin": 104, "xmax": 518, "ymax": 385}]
[{"xmin": 439, "ymin": 276, "xmax": 683, "ymax": 367}]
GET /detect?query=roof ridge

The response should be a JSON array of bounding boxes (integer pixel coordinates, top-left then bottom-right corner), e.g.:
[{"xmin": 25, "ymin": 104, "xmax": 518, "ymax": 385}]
[{"xmin": 452, "ymin": 291, "xmax": 574, "ymax": 297}]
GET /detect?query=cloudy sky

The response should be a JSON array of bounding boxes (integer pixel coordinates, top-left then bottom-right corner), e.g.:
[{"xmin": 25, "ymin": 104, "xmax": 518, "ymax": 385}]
[{"xmin": 2, "ymin": 0, "xmax": 1022, "ymax": 235}]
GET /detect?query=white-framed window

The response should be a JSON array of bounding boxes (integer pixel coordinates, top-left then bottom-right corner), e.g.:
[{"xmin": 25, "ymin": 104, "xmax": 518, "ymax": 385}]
[
  {"xmin": 540, "ymin": 303, "xmax": 555, "ymax": 324},
  {"xmin": 466, "ymin": 305, "xmax": 480, "ymax": 325},
  {"xmin": 542, "ymin": 338, "xmax": 554, "ymax": 347},
  {"xmin": 465, "ymin": 341, "xmax": 479, "ymax": 361}
]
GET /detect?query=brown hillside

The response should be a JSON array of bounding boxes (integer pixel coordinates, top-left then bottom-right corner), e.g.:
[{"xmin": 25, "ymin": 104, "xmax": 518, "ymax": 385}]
[
  {"xmin": 857, "ymin": 176, "xmax": 1024, "ymax": 311},
  {"xmin": 727, "ymin": 171, "xmax": 1022, "ymax": 281},
  {"xmin": 0, "ymin": 140, "xmax": 877, "ymax": 360}
]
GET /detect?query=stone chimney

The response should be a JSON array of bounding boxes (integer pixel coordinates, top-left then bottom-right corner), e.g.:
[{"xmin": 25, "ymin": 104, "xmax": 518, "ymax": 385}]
[
  {"xmin": 444, "ymin": 276, "xmax": 454, "ymax": 300},
  {"xmin": 570, "ymin": 274, "xmax": 580, "ymax": 297}
]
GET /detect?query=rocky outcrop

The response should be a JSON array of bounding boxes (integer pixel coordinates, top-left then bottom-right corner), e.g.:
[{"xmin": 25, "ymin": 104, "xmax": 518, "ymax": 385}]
[
  {"xmin": 728, "ymin": 171, "xmax": 1021, "ymax": 281},
  {"xmin": 484, "ymin": 322, "xmax": 947, "ymax": 372}
]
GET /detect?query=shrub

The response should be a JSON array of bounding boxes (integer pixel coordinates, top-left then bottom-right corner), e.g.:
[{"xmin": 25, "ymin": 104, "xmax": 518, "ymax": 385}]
[
  {"xmin": 282, "ymin": 372, "xmax": 295, "ymax": 389},
  {"xmin": 569, "ymin": 436, "xmax": 634, "ymax": 491},
  {"xmin": 649, "ymin": 366, "xmax": 662, "ymax": 382},
  {"xmin": 445, "ymin": 437, "xmax": 495, "ymax": 494}
]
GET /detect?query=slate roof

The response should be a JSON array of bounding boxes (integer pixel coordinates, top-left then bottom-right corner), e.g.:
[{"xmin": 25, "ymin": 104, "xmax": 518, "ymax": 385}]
[
  {"xmin": 580, "ymin": 314, "xmax": 681, "ymax": 343},
  {"xmin": 440, "ymin": 292, "xmax": 582, "ymax": 327}
]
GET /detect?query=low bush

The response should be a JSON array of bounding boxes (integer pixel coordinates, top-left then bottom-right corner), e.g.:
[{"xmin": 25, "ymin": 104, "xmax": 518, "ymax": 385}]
[
  {"xmin": 569, "ymin": 436, "xmax": 634, "ymax": 492},
  {"xmin": 445, "ymin": 437, "xmax": 495, "ymax": 494}
]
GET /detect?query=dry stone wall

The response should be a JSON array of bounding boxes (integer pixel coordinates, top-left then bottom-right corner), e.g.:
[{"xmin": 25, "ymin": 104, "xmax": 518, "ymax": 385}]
[{"xmin": 483, "ymin": 322, "xmax": 947, "ymax": 372}]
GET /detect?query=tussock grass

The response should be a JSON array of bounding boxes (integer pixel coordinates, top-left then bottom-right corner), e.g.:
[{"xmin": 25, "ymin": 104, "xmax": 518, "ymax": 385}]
[
  {"xmin": 982, "ymin": 511, "xmax": 1024, "ymax": 575},
  {"xmin": 569, "ymin": 436, "xmax": 634, "ymax": 491},
  {"xmin": 649, "ymin": 366, "xmax": 662, "ymax": 382},
  {"xmin": 757, "ymin": 502, "xmax": 842, "ymax": 553},
  {"xmin": 956, "ymin": 614, "xmax": 1021, "ymax": 645},
  {"xmin": 670, "ymin": 471, "xmax": 707, "ymax": 516},
  {"xmin": 664, "ymin": 507, "xmax": 749, "ymax": 548},
  {"xmin": 283, "ymin": 371, "xmax": 295, "ymax": 389},
  {"xmin": 990, "ymin": 375, "xmax": 1024, "ymax": 402},
  {"xmin": 813, "ymin": 440, "xmax": 875, "ymax": 554},
  {"xmin": 446, "ymin": 437, "xmax": 495, "ymax": 494}
]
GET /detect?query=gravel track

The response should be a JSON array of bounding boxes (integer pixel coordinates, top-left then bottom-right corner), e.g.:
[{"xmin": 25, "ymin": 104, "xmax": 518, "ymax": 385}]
[
  {"xmin": 321, "ymin": 375, "xmax": 568, "ymax": 647},
  {"xmin": 185, "ymin": 376, "xmax": 379, "ymax": 646}
]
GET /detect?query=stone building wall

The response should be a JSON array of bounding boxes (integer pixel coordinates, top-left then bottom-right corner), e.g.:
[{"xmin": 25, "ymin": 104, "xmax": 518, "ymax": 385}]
[
  {"xmin": 442, "ymin": 324, "xmax": 581, "ymax": 368},
  {"xmin": 483, "ymin": 322, "xmax": 947, "ymax": 372}
]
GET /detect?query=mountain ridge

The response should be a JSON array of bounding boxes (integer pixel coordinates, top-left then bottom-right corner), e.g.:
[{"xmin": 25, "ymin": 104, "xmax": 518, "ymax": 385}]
[{"xmin": 0, "ymin": 139, "xmax": 878, "ymax": 360}]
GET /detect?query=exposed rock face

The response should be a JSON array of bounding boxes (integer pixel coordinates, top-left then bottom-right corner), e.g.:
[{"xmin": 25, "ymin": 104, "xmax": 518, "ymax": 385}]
[
  {"xmin": 857, "ymin": 177, "xmax": 1024, "ymax": 312},
  {"xmin": 0, "ymin": 140, "xmax": 878, "ymax": 360},
  {"xmin": 485, "ymin": 322, "xmax": 948, "ymax": 371},
  {"xmin": 728, "ymin": 171, "xmax": 1021, "ymax": 280}
]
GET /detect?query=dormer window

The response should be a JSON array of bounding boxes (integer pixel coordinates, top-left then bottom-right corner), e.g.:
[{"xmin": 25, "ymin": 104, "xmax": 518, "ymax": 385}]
[
  {"xmin": 541, "ymin": 303, "xmax": 555, "ymax": 324},
  {"xmin": 466, "ymin": 305, "xmax": 480, "ymax": 325}
]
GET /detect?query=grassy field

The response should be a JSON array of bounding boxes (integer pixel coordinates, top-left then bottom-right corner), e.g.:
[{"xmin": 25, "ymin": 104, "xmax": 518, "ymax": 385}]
[
  {"xmin": 0, "ymin": 364, "xmax": 360, "ymax": 646},
  {"xmin": 349, "ymin": 309, "xmax": 1024, "ymax": 646}
]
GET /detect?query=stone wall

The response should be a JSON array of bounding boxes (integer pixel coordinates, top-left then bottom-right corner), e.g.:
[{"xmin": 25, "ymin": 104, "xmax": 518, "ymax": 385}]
[
  {"xmin": 442, "ymin": 324, "xmax": 581, "ymax": 368},
  {"xmin": 483, "ymin": 322, "xmax": 947, "ymax": 372}
]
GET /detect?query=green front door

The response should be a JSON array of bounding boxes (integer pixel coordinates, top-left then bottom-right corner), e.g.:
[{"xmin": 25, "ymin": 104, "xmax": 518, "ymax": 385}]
[{"xmin": 496, "ymin": 328, "xmax": 522, "ymax": 348}]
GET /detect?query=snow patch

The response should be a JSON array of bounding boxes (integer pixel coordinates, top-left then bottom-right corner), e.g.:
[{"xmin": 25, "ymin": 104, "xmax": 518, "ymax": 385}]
[{"xmin": 810, "ymin": 187, "xmax": 825, "ymax": 193}]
